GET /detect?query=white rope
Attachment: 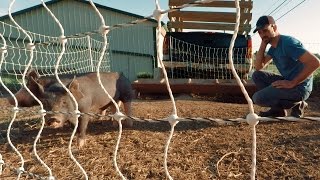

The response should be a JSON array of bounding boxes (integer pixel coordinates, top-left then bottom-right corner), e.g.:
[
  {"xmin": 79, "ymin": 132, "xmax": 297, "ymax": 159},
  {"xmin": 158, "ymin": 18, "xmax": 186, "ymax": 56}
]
[
  {"xmin": 7, "ymin": 0, "xmax": 61, "ymax": 179},
  {"xmin": 88, "ymin": 0, "xmax": 105, "ymax": 27},
  {"xmin": 11, "ymin": 17, "xmax": 46, "ymax": 180},
  {"xmin": 32, "ymin": 108, "xmax": 55, "ymax": 180},
  {"xmin": 2, "ymin": 104, "xmax": 22, "ymax": 178},
  {"xmin": 111, "ymin": 113, "xmax": 126, "ymax": 180},
  {"xmin": 0, "ymin": 105, "xmax": 317, "ymax": 123},
  {"xmin": 249, "ymin": 120, "xmax": 257, "ymax": 179},
  {"xmin": 0, "ymin": 154, "xmax": 3, "ymax": 175},
  {"xmin": 40, "ymin": 1, "xmax": 88, "ymax": 179},
  {"xmin": 5, "ymin": 93, "xmax": 23, "ymax": 179},
  {"xmin": 227, "ymin": 1, "xmax": 258, "ymax": 179},
  {"xmin": 227, "ymin": 2, "xmax": 254, "ymax": 114},
  {"xmin": 0, "ymin": 31, "xmax": 9, "ymax": 177},
  {"xmin": 88, "ymin": 0, "xmax": 119, "ymax": 115},
  {"xmin": 153, "ymin": 0, "xmax": 180, "ymax": 179},
  {"xmin": 88, "ymin": 1, "xmax": 127, "ymax": 179},
  {"xmin": 0, "ymin": 0, "xmax": 276, "ymax": 179},
  {"xmin": 7, "ymin": 0, "xmax": 35, "ymax": 178},
  {"xmin": 163, "ymin": 117, "xmax": 179, "ymax": 180},
  {"xmin": 40, "ymin": 0, "xmax": 64, "ymax": 36},
  {"xmin": 27, "ymin": 5, "xmax": 57, "ymax": 180},
  {"xmin": 154, "ymin": 2, "xmax": 178, "ymax": 116}
]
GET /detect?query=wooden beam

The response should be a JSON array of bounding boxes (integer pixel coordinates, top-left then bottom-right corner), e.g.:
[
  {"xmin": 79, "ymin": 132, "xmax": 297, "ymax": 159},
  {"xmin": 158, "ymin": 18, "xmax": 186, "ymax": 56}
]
[
  {"xmin": 168, "ymin": 11, "xmax": 252, "ymax": 23},
  {"xmin": 169, "ymin": 0, "xmax": 252, "ymax": 9},
  {"xmin": 132, "ymin": 80, "xmax": 257, "ymax": 96},
  {"xmin": 168, "ymin": 21, "xmax": 251, "ymax": 32}
]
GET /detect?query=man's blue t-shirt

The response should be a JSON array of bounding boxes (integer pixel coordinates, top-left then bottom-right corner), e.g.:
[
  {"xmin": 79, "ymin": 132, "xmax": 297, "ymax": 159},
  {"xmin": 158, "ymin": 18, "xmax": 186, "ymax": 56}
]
[{"xmin": 267, "ymin": 35, "xmax": 313, "ymax": 92}]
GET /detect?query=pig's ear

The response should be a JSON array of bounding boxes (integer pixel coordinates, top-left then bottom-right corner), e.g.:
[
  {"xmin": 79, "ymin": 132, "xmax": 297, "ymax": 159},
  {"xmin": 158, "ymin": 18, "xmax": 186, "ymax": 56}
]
[
  {"xmin": 68, "ymin": 77, "xmax": 84, "ymax": 100},
  {"xmin": 29, "ymin": 76, "xmax": 45, "ymax": 96},
  {"xmin": 27, "ymin": 68, "xmax": 40, "ymax": 81}
]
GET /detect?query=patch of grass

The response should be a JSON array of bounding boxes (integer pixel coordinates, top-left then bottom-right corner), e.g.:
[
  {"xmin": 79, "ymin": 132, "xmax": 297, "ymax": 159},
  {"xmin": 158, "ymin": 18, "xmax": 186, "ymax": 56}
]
[
  {"xmin": 0, "ymin": 75, "xmax": 22, "ymax": 92},
  {"xmin": 1, "ymin": 76, "xmax": 20, "ymax": 84},
  {"xmin": 314, "ymin": 69, "xmax": 320, "ymax": 89},
  {"xmin": 137, "ymin": 72, "xmax": 153, "ymax": 79}
]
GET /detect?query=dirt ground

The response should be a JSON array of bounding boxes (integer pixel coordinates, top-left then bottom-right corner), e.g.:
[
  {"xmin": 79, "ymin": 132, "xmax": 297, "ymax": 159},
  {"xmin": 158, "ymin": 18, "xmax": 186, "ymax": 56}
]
[{"xmin": 0, "ymin": 91, "xmax": 319, "ymax": 179}]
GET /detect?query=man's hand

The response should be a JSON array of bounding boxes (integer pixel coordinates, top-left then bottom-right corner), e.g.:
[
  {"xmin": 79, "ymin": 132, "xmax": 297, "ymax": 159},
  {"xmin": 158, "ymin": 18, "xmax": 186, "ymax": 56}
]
[
  {"xmin": 261, "ymin": 39, "xmax": 269, "ymax": 47},
  {"xmin": 272, "ymin": 80, "xmax": 296, "ymax": 89}
]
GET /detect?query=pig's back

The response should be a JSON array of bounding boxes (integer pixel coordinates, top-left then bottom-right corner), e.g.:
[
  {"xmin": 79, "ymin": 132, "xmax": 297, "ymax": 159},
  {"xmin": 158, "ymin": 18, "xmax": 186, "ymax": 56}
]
[{"xmin": 76, "ymin": 72, "xmax": 132, "ymax": 103}]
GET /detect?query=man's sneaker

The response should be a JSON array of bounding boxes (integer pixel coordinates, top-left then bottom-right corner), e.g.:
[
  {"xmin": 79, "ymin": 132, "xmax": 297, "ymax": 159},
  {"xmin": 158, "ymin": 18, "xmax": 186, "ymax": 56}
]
[
  {"xmin": 258, "ymin": 108, "xmax": 287, "ymax": 117},
  {"xmin": 291, "ymin": 101, "xmax": 308, "ymax": 118}
]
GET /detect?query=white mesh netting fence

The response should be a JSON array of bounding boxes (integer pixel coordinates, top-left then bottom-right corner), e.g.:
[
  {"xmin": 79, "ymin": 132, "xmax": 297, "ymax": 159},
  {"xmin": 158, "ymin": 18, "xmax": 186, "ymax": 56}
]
[
  {"xmin": 0, "ymin": 20, "xmax": 110, "ymax": 95},
  {"xmin": 0, "ymin": 0, "xmax": 319, "ymax": 180},
  {"xmin": 163, "ymin": 35, "xmax": 252, "ymax": 79}
]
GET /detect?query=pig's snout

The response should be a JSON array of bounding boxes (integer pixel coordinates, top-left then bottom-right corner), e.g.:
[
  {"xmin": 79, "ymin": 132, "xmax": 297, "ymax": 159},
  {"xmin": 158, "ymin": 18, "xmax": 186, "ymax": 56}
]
[{"xmin": 46, "ymin": 117, "xmax": 64, "ymax": 128}]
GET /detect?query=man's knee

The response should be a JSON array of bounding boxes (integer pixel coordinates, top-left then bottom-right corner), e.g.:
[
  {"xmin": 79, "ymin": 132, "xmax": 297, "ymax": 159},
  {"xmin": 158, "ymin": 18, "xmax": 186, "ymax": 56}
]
[
  {"xmin": 252, "ymin": 92, "xmax": 267, "ymax": 107},
  {"xmin": 252, "ymin": 93, "xmax": 259, "ymax": 104},
  {"xmin": 251, "ymin": 70, "xmax": 264, "ymax": 83}
]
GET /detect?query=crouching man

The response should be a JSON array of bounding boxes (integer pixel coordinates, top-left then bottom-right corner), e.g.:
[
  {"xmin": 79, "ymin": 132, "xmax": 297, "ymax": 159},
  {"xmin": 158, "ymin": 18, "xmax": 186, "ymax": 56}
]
[{"xmin": 252, "ymin": 15, "xmax": 320, "ymax": 118}]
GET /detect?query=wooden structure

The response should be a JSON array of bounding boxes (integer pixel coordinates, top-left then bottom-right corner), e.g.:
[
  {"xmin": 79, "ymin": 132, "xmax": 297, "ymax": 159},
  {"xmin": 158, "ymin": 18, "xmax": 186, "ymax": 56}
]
[
  {"xmin": 134, "ymin": 0, "xmax": 254, "ymax": 96},
  {"xmin": 167, "ymin": 0, "xmax": 253, "ymax": 34},
  {"xmin": 132, "ymin": 78, "xmax": 257, "ymax": 96}
]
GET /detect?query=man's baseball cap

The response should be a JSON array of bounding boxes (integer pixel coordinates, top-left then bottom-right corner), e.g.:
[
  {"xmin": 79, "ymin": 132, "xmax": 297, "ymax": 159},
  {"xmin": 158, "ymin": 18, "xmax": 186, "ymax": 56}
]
[{"xmin": 253, "ymin": 15, "xmax": 275, "ymax": 33}]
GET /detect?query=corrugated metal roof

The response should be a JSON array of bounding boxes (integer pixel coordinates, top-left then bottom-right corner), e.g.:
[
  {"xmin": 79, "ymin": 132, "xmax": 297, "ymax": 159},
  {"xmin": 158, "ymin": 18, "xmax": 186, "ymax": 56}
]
[{"xmin": 0, "ymin": 0, "xmax": 158, "ymax": 24}]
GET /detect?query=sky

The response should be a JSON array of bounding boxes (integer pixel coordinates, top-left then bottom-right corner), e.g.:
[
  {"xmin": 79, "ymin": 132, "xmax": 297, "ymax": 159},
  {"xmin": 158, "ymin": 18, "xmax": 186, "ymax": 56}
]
[{"xmin": 0, "ymin": 0, "xmax": 319, "ymax": 53}]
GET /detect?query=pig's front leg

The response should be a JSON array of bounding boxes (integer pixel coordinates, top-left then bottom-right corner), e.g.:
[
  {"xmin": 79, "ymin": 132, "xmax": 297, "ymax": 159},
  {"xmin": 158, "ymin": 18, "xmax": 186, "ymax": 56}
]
[{"xmin": 77, "ymin": 115, "xmax": 89, "ymax": 148}]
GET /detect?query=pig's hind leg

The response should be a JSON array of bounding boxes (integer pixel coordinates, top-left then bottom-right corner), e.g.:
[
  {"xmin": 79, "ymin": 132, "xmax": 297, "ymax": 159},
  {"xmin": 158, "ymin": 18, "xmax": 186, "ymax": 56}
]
[
  {"xmin": 122, "ymin": 101, "xmax": 133, "ymax": 127},
  {"xmin": 109, "ymin": 101, "xmax": 133, "ymax": 127}
]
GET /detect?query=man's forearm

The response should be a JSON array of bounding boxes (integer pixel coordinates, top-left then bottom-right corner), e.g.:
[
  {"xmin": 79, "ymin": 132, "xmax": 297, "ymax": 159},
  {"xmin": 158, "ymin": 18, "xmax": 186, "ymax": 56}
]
[
  {"xmin": 291, "ymin": 59, "xmax": 320, "ymax": 87},
  {"xmin": 255, "ymin": 43, "xmax": 268, "ymax": 70}
]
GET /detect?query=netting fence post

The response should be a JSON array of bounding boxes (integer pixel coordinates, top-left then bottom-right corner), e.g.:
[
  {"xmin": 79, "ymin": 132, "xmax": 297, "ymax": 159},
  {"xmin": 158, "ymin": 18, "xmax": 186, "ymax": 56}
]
[{"xmin": 87, "ymin": 35, "xmax": 94, "ymax": 72}]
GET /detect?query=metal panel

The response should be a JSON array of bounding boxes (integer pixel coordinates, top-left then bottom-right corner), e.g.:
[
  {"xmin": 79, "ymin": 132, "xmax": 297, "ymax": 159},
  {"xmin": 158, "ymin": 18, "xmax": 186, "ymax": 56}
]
[{"xmin": 110, "ymin": 53, "xmax": 154, "ymax": 82}]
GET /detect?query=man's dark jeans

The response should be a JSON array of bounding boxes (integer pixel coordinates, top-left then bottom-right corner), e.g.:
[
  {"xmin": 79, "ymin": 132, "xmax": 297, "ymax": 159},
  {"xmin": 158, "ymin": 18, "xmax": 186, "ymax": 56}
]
[{"xmin": 252, "ymin": 70, "xmax": 311, "ymax": 110}]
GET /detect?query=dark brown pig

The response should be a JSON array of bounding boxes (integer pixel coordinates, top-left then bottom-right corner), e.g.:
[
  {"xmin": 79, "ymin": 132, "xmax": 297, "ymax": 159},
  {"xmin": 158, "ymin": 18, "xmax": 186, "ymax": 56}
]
[
  {"xmin": 7, "ymin": 69, "xmax": 79, "ymax": 107},
  {"xmin": 7, "ymin": 69, "xmax": 45, "ymax": 106},
  {"xmin": 36, "ymin": 72, "xmax": 133, "ymax": 147}
]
